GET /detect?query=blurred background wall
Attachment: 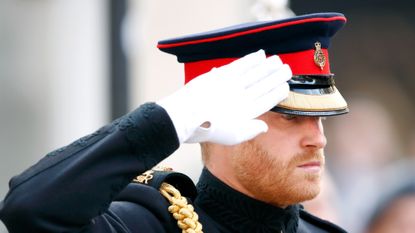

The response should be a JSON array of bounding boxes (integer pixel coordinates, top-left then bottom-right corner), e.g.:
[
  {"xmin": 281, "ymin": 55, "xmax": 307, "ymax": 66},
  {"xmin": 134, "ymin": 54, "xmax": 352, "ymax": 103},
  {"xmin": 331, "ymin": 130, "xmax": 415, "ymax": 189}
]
[
  {"xmin": 1, "ymin": 1, "xmax": 108, "ymax": 232},
  {"xmin": 1, "ymin": 0, "xmax": 414, "ymax": 232}
]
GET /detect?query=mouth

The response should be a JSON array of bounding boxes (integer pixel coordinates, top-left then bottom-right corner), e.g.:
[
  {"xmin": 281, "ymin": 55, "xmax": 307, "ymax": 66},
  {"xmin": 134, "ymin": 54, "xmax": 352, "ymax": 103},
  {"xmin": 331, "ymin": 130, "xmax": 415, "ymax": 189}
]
[{"xmin": 297, "ymin": 161, "xmax": 322, "ymax": 173}]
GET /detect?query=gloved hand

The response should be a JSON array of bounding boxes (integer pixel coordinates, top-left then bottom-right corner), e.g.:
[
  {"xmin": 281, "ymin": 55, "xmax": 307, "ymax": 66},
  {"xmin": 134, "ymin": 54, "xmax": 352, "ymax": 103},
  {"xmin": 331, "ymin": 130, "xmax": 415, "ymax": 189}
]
[{"xmin": 157, "ymin": 50, "xmax": 291, "ymax": 145}]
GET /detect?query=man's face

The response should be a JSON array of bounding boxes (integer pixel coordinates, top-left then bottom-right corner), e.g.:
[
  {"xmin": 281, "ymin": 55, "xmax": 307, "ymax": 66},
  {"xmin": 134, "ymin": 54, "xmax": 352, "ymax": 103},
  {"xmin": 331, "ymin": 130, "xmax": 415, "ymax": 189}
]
[{"xmin": 229, "ymin": 111, "xmax": 327, "ymax": 207}]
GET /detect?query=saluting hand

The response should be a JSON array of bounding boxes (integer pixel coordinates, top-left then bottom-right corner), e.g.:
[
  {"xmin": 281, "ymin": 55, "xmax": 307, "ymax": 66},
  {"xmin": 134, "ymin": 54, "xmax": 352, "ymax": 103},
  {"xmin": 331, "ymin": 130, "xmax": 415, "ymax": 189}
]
[{"xmin": 158, "ymin": 49, "xmax": 291, "ymax": 145}]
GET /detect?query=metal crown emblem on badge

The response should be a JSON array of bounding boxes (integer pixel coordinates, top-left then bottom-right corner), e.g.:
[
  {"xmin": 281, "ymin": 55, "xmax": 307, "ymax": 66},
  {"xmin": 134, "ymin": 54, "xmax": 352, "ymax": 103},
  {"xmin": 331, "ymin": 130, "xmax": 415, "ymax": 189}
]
[{"xmin": 314, "ymin": 42, "xmax": 326, "ymax": 70}]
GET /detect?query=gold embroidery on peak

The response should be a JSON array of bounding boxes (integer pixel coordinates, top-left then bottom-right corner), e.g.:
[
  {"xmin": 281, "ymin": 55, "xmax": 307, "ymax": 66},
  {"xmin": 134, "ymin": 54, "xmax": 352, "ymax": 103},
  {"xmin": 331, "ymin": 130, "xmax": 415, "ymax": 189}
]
[{"xmin": 314, "ymin": 42, "xmax": 326, "ymax": 70}]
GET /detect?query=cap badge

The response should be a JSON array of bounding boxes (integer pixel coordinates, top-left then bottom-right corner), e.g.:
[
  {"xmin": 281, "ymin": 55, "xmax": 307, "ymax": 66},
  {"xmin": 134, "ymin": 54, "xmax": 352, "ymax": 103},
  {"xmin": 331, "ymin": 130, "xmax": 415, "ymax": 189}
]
[{"xmin": 314, "ymin": 42, "xmax": 326, "ymax": 70}]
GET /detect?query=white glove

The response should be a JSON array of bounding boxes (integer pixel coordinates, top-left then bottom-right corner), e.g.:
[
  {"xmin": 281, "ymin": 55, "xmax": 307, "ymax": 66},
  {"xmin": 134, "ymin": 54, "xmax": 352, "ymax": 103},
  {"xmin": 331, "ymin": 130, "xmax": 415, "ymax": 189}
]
[{"xmin": 157, "ymin": 49, "xmax": 291, "ymax": 145}]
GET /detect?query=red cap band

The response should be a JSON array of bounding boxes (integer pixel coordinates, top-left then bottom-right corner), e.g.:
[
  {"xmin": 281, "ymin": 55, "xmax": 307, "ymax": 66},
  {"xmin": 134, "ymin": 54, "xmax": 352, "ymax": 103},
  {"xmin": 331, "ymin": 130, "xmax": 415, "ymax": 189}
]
[{"xmin": 184, "ymin": 49, "xmax": 330, "ymax": 83}]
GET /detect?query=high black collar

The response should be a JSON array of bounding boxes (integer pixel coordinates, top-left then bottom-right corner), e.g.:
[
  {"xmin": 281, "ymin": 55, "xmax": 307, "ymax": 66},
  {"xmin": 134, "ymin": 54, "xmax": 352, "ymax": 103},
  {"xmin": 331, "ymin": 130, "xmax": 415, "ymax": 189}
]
[{"xmin": 195, "ymin": 168, "xmax": 300, "ymax": 233}]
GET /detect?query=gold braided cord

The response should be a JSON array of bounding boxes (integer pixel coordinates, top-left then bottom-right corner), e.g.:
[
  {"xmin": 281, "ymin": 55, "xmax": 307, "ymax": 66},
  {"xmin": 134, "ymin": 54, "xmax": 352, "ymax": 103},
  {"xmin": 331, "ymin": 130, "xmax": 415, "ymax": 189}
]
[{"xmin": 159, "ymin": 182, "xmax": 203, "ymax": 233}]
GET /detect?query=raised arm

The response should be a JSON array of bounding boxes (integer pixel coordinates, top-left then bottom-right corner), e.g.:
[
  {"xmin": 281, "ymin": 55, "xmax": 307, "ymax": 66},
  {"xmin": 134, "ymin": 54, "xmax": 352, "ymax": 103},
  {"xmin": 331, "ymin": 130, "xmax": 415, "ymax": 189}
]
[
  {"xmin": 0, "ymin": 50, "xmax": 291, "ymax": 233},
  {"xmin": 0, "ymin": 103, "xmax": 179, "ymax": 232}
]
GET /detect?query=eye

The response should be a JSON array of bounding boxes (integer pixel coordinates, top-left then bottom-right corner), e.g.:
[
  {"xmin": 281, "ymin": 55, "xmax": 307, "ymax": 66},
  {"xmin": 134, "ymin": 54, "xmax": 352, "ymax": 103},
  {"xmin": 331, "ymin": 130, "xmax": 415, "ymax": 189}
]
[{"xmin": 282, "ymin": 114, "xmax": 298, "ymax": 121}]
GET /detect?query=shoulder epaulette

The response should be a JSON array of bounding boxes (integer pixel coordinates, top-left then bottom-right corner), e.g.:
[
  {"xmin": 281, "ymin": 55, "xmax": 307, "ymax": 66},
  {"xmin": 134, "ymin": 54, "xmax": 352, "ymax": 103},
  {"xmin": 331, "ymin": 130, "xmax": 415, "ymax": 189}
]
[{"xmin": 133, "ymin": 167, "xmax": 203, "ymax": 233}]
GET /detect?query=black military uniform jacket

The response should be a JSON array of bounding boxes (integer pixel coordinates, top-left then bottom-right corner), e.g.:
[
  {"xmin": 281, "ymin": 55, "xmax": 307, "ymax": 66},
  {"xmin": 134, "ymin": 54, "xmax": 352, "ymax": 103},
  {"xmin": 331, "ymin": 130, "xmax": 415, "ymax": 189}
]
[{"xmin": 0, "ymin": 103, "xmax": 347, "ymax": 233}]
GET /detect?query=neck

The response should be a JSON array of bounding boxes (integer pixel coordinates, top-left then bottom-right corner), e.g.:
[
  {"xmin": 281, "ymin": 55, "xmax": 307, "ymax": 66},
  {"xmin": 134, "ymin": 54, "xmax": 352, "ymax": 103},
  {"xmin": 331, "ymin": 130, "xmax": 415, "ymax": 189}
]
[
  {"xmin": 195, "ymin": 168, "xmax": 300, "ymax": 233},
  {"xmin": 208, "ymin": 164, "xmax": 289, "ymax": 208}
]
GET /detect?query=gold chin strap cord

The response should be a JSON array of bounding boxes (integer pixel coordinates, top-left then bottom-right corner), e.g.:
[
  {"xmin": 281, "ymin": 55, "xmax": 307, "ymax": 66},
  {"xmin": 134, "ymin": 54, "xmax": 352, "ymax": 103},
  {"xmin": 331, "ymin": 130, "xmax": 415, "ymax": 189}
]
[{"xmin": 159, "ymin": 182, "xmax": 203, "ymax": 233}]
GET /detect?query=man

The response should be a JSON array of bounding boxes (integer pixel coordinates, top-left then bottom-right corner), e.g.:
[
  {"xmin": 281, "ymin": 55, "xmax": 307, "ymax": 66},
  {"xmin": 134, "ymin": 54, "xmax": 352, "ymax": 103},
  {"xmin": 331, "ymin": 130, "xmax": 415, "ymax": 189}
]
[{"xmin": 0, "ymin": 13, "xmax": 348, "ymax": 232}]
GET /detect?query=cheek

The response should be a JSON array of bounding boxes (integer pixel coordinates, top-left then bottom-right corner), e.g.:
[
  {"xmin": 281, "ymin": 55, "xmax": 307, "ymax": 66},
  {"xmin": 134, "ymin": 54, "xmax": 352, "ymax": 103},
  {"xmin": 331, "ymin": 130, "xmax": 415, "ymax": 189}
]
[{"xmin": 255, "ymin": 128, "xmax": 298, "ymax": 160}]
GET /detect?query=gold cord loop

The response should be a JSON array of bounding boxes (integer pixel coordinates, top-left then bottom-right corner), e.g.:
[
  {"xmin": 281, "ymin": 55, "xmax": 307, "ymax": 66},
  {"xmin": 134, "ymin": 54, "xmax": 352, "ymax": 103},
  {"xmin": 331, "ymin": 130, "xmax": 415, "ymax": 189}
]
[{"xmin": 160, "ymin": 182, "xmax": 203, "ymax": 233}]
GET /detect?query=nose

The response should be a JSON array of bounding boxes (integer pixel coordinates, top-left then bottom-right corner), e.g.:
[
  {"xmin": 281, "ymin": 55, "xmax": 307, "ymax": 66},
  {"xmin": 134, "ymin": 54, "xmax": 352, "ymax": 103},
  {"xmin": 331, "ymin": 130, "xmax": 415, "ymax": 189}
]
[{"xmin": 300, "ymin": 117, "xmax": 327, "ymax": 149}]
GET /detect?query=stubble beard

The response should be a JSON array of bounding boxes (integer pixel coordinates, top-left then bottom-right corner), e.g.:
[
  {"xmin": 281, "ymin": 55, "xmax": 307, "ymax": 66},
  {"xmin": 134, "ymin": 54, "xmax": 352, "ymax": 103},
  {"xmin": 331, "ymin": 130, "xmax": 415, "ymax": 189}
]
[{"xmin": 231, "ymin": 140, "xmax": 325, "ymax": 207}]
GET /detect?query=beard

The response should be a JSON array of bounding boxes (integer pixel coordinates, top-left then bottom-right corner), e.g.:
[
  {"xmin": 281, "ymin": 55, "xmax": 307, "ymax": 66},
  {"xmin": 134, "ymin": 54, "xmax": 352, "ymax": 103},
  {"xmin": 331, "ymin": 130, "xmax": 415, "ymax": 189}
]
[{"xmin": 230, "ymin": 139, "xmax": 325, "ymax": 207}]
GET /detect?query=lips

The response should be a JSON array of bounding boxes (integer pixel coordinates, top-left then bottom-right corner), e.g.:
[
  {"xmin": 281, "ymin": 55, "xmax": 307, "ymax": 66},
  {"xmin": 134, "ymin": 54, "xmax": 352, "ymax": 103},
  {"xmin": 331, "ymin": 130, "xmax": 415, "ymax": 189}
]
[
  {"xmin": 297, "ymin": 161, "xmax": 322, "ymax": 173},
  {"xmin": 298, "ymin": 161, "xmax": 321, "ymax": 168}
]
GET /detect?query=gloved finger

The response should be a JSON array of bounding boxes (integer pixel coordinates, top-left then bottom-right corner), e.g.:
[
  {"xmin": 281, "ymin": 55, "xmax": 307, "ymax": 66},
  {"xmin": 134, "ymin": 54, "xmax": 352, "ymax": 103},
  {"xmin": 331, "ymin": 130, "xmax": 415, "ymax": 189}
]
[
  {"xmin": 184, "ymin": 125, "xmax": 211, "ymax": 144},
  {"xmin": 244, "ymin": 82, "xmax": 290, "ymax": 119},
  {"xmin": 218, "ymin": 49, "xmax": 267, "ymax": 79},
  {"xmin": 244, "ymin": 63, "xmax": 292, "ymax": 100},
  {"xmin": 241, "ymin": 55, "xmax": 285, "ymax": 88},
  {"xmin": 208, "ymin": 119, "xmax": 268, "ymax": 145}
]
